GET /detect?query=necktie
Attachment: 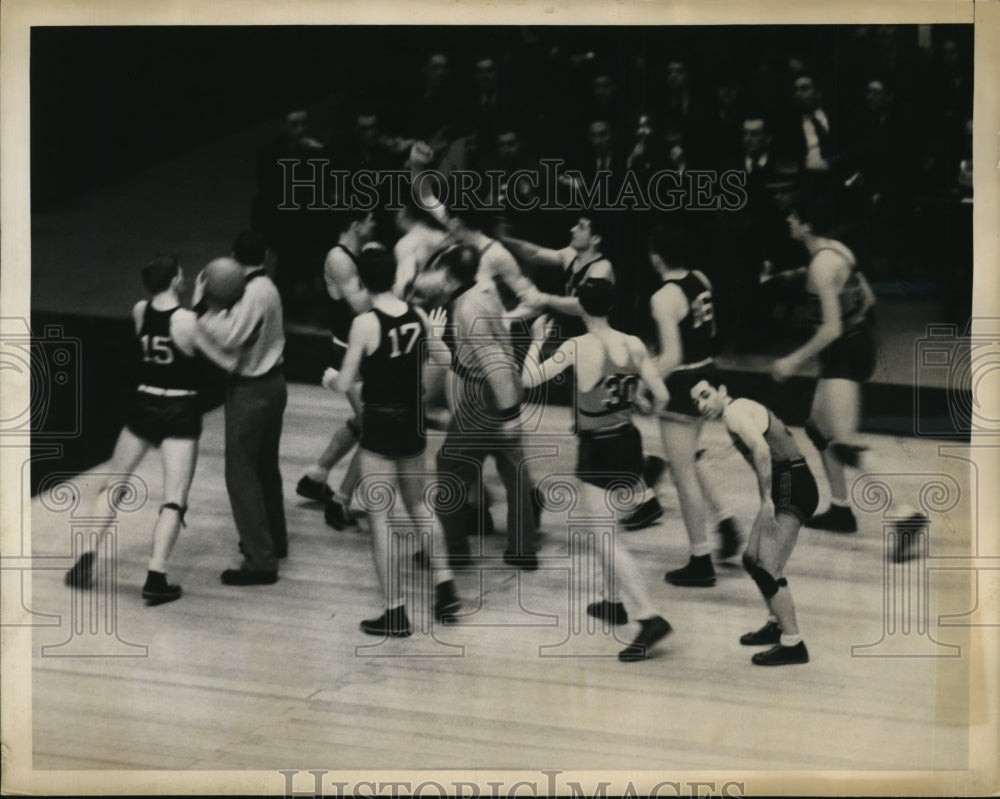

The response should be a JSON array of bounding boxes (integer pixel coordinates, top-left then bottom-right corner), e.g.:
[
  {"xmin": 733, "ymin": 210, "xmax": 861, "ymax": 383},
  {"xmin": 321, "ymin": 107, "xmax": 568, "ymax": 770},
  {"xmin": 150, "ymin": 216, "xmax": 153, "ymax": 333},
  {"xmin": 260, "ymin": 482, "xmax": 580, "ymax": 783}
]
[{"xmin": 810, "ymin": 113, "xmax": 831, "ymax": 157}]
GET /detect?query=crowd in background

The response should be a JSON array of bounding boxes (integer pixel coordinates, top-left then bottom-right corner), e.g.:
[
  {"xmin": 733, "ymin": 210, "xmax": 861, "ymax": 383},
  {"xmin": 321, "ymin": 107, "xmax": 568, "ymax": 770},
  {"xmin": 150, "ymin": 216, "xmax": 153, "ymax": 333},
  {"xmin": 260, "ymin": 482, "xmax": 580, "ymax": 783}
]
[{"xmin": 251, "ymin": 24, "xmax": 974, "ymax": 345}]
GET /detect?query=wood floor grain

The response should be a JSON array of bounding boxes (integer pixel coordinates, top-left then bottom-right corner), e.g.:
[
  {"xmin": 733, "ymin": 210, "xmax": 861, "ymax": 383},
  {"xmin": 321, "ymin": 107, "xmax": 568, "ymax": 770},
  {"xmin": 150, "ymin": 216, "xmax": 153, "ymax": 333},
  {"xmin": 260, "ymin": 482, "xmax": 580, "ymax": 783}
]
[{"xmin": 28, "ymin": 384, "xmax": 974, "ymax": 775}]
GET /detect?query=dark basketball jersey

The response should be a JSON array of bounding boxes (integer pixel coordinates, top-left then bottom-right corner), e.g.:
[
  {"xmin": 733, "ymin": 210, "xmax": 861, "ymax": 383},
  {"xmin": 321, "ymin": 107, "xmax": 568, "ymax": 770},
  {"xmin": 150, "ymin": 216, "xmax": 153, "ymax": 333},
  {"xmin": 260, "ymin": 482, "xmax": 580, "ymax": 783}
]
[
  {"xmin": 803, "ymin": 247, "xmax": 870, "ymax": 332},
  {"xmin": 725, "ymin": 399, "xmax": 802, "ymax": 466},
  {"xmin": 136, "ymin": 305, "xmax": 200, "ymax": 391},
  {"xmin": 360, "ymin": 306, "xmax": 425, "ymax": 408},
  {"xmin": 578, "ymin": 371, "xmax": 638, "ymax": 433},
  {"xmin": 662, "ymin": 271, "xmax": 716, "ymax": 366},
  {"xmin": 328, "ymin": 244, "xmax": 358, "ymax": 342},
  {"xmin": 565, "ymin": 255, "xmax": 607, "ymax": 297},
  {"xmin": 551, "ymin": 255, "xmax": 608, "ymax": 340}
]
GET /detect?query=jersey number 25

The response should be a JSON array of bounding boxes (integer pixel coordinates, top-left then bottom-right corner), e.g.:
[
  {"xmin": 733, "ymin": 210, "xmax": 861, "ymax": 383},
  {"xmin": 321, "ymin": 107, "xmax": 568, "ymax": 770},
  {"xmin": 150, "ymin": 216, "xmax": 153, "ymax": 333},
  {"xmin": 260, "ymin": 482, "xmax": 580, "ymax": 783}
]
[{"xmin": 690, "ymin": 291, "xmax": 715, "ymax": 330}]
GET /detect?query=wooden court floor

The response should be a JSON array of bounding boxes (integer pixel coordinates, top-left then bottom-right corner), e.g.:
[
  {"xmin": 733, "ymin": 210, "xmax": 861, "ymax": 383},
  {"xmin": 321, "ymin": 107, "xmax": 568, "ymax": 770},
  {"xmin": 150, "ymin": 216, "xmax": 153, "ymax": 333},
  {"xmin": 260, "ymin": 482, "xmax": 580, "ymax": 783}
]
[{"xmin": 27, "ymin": 384, "xmax": 976, "ymax": 775}]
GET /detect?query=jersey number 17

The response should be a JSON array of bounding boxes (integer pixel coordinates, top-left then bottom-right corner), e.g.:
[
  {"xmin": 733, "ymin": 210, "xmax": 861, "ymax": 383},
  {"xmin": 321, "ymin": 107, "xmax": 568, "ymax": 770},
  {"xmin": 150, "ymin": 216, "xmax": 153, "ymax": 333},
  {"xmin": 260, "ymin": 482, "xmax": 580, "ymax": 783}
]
[{"xmin": 387, "ymin": 323, "xmax": 421, "ymax": 358}]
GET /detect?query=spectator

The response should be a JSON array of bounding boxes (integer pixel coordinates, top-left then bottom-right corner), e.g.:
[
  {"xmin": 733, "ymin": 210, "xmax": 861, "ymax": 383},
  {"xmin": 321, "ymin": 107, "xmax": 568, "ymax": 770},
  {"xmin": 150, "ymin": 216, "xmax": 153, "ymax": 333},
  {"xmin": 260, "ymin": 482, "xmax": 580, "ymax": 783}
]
[
  {"xmin": 783, "ymin": 74, "xmax": 846, "ymax": 174},
  {"xmin": 250, "ymin": 105, "xmax": 325, "ymax": 320}
]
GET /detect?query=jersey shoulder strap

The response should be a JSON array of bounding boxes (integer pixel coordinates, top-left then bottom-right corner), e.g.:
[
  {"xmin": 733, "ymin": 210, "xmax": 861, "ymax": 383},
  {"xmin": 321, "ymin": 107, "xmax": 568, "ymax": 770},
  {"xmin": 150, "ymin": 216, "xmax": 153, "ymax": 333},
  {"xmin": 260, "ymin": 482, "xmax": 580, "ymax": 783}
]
[{"xmin": 334, "ymin": 243, "xmax": 359, "ymax": 265}]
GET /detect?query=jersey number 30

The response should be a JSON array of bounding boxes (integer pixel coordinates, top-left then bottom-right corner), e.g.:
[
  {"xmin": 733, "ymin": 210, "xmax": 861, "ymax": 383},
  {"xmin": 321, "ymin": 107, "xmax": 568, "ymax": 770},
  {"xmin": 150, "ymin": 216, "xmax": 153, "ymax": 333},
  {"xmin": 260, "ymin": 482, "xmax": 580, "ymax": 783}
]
[
  {"xmin": 603, "ymin": 375, "xmax": 638, "ymax": 408},
  {"xmin": 388, "ymin": 323, "xmax": 421, "ymax": 358},
  {"xmin": 140, "ymin": 335, "xmax": 174, "ymax": 365}
]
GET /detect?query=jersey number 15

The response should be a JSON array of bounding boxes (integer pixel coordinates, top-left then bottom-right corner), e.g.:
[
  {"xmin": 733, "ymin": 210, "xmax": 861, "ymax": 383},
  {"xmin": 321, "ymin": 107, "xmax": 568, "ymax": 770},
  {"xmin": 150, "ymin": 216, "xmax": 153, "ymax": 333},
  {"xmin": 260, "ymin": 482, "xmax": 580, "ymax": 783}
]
[{"xmin": 140, "ymin": 335, "xmax": 174, "ymax": 365}]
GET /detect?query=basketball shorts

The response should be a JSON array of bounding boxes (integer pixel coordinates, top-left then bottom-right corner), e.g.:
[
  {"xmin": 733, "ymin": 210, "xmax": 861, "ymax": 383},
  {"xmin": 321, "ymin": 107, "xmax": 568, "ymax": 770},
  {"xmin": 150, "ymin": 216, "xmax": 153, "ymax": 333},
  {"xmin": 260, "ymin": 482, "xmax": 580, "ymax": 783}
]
[
  {"xmin": 663, "ymin": 362, "xmax": 718, "ymax": 419},
  {"xmin": 771, "ymin": 459, "xmax": 819, "ymax": 524},
  {"xmin": 361, "ymin": 404, "xmax": 426, "ymax": 458},
  {"xmin": 126, "ymin": 391, "xmax": 202, "ymax": 445},
  {"xmin": 818, "ymin": 324, "xmax": 876, "ymax": 382},
  {"xmin": 576, "ymin": 422, "xmax": 644, "ymax": 490}
]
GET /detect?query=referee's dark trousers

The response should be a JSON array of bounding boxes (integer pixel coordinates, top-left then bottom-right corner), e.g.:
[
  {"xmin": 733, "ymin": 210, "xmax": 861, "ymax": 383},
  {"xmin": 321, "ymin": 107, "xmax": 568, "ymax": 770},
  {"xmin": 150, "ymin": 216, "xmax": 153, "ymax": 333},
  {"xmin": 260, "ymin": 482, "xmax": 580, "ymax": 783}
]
[
  {"xmin": 435, "ymin": 419, "xmax": 538, "ymax": 566},
  {"xmin": 225, "ymin": 367, "xmax": 288, "ymax": 571}
]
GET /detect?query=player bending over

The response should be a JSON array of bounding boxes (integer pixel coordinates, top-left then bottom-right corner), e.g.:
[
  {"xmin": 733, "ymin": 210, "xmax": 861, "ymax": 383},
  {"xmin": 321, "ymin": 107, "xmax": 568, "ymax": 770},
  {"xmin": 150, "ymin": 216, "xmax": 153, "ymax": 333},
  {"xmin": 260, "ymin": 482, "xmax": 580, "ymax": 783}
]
[{"xmin": 691, "ymin": 375, "xmax": 818, "ymax": 666}]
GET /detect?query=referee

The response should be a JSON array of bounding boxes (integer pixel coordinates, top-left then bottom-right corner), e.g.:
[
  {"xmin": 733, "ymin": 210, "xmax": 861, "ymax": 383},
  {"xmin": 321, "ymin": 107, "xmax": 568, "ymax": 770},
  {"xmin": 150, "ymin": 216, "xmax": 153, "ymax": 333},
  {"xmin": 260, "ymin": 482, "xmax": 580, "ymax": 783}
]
[{"xmin": 196, "ymin": 232, "xmax": 288, "ymax": 585}]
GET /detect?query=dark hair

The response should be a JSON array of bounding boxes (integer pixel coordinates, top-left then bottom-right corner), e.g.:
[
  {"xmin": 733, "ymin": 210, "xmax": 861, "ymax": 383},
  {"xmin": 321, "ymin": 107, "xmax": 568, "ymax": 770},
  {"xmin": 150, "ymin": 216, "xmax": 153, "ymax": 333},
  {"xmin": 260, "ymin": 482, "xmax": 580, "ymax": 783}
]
[
  {"xmin": 142, "ymin": 254, "xmax": 179, "ymax": 294},
  {"xmin": 232, "ymin": 230, "xmax": 267, "ymax": 266},
  {"xmin": 697, "ymin": 369, "xmax": 725, "ymax": 390},
  {"xmin": 578, "ymin": 213, "xmax": 610, "ymax": 245},
  {"xmin": 648, "ymin": 224, "xmax": 687, "ymax": 267},
  {"xmin": 786, "ymin": 189, "xmax": 833, "ymax": 233},
  {"xmin": 438, "ymin": 244, "xmax": 480, "ymax": 283},
  {"xmin": 356, "ymin": 244, "xmax": 396, "ymax": 294},
  {"xmin": 339, "ymin": 208, "xmax": 373, "ymax": 234},
  {"xmin": 575, "ymin": 277, "xmax": 615, "ymax": 317}
]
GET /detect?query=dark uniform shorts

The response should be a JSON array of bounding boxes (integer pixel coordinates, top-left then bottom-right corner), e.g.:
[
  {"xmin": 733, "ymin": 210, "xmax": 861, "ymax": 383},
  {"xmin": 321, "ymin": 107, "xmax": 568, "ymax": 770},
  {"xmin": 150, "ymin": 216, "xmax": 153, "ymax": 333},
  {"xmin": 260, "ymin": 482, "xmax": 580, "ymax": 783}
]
[
  {"xmin": 772, "ymin": 459, "xmax": 819, "ymax": 524},
  {"xmin": 664, "ymin": 362, "xmax": 718, "ymax": 418},
  {"xmin": 361, "ymin": 404, "xmax": 426, "ymax": 458},
  {"xmin": 126, "ymin": 391, "xmax": 202, "ymax": 445},
  {"xmin": 818, "ymin": 324, "xmax": 876, "ymax": 382},
  {"xmin": 576, "ymin": 423, "xmax": 644, "ymax": 490}
]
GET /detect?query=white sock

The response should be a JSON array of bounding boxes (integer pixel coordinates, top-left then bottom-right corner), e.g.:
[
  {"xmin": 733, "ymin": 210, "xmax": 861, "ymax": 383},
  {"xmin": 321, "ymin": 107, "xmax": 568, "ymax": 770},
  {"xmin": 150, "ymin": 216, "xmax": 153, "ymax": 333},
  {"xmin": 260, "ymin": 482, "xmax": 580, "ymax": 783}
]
[
  {"xmin": 767, "ymin": 614, "xmax": 779, "ymax": 624},
  {"xmin": 691, "ymin": 543, "xmax": 711, "ymax": 558},
  {"xmin": 830, "ymin": 497, "xmax": 850, "ymax": 508},
  {"xmin": 147, "ymin": 559, "xmax": 166, "ymax": 574},
  {"xmin": 780, "ymin": 632, "xmax": 803, "ymax": 647}
]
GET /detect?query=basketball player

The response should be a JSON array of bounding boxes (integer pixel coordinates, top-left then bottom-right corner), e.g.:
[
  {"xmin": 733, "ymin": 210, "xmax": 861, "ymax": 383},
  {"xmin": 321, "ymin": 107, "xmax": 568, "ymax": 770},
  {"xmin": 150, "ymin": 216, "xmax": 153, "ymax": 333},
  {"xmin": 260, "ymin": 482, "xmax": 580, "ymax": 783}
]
[
  {"xmin": 690, "ymin": 375, "xmax": 817, "ymax": 665},
  {"xmin": 648, "ymin": 225, "xmax": 742, "ymax": 587},
  {"xmin": 392, "ymin": 202, "xmax": 454, "ymax": 431},
  {"xmin": 296, "ymin": 210, "xmax": 376, "ymax": 530},
  {"xmin": 522, "ymin": 280, "xmax": 672, "ymax": 663},
  {"xmin": 64, "ymin": 255, "xmax": 225, "ymax": 604},
  {"xmin": 433, "ymin": 244, "xmax": 540, "ymax": 570},
  {"xmin": 772, "ymin": 200, "xmax": 877, "ymax": 533},
  {"xmin": 322, "ymin": 245, "xmax": 461, "ymax": 636},
  {"xmin": 502, "ymin": 215, "xmax": 667, "ymax": 530},
  {"xmin": 392, "ymin": 200, "xmax": 450, "ymax": 301},
  {"xmin": 408, "ymin": 140, "xmax": 543, "ymax": 321},
  {"xmin": 196, "ymin": 234, "xmax": 288, "ymax": 585}
]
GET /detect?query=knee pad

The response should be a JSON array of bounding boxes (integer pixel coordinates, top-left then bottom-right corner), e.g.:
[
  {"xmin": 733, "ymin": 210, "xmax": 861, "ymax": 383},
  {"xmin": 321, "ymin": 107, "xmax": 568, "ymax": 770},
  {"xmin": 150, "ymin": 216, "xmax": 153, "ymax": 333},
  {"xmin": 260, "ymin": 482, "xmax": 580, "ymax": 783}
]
[
  {"xmin": 742, "ymin": 553, "xmax": 783, "ymax": 599},
  {"xmin": 159, "ymin": 502, "xmax": 188, "ymax": 527},
  {"xmin": 695, "ymin": 449, "xmax": 707, "ymax": 461},
  {"xmin": 804, "ymin": 420, "xmax": 830, "ymax": 453},
  {"xmin": 346, "ymin": 416, "xmax": 361, "ymax": 439}
]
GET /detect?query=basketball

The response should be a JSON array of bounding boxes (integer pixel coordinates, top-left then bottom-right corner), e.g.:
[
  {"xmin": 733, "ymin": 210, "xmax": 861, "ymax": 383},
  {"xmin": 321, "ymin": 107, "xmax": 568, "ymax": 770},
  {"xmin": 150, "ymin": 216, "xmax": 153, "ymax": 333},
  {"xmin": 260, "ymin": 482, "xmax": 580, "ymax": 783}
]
[{"xmin": 201, "ymin": 257, "xmax": 246, "ymax": 309}]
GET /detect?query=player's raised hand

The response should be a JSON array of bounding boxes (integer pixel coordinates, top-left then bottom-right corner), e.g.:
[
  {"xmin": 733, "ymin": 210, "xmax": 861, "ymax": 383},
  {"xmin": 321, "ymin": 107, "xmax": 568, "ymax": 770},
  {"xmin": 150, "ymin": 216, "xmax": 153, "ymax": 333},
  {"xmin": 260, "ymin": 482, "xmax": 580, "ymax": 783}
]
[
  {"xmin": 408, "ymin": 140, "xmax": 435, "ymax": 169},
  {"xmin": 428, "ymin": 306, "xmax": 448, "ymax": 335}
]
